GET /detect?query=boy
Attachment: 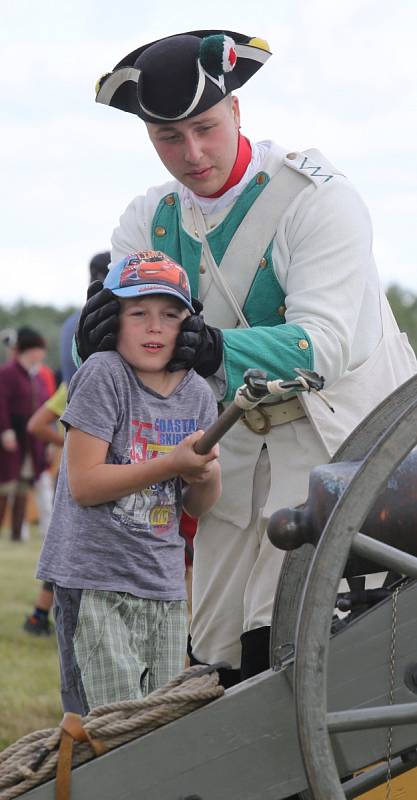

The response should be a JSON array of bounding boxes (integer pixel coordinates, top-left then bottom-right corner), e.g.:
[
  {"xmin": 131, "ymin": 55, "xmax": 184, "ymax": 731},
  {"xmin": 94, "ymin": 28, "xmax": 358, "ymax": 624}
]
[{"xmin": 36, "ymin": 250, "xmax": 221, "ymax": 714}]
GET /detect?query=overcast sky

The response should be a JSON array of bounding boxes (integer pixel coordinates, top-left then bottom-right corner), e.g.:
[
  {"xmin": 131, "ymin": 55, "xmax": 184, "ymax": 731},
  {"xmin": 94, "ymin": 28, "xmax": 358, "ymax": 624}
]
[{"xmin": 1, "ymin": 0, "xmax": 416, "ymax": 308}]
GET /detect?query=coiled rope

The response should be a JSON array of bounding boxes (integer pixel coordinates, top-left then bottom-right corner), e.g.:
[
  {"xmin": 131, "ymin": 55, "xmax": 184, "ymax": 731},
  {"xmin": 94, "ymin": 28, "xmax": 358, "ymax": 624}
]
[{"xmin": 0, "ymin": 665, "xmax": 224, "ymax": 799}]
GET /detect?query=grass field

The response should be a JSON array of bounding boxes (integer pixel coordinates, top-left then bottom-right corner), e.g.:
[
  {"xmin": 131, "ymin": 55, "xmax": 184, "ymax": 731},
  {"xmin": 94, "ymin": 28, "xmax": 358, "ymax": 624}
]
[{"xmin": 0, "ymin": 526, "xmax": 61, "ymax": 751}]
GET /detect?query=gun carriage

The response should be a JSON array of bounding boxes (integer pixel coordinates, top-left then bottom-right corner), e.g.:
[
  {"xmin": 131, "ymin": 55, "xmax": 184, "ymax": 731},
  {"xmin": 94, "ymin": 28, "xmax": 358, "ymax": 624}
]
[{"xmin": 19, "ymin": 373, "xmax": 417, "ymax": 800}]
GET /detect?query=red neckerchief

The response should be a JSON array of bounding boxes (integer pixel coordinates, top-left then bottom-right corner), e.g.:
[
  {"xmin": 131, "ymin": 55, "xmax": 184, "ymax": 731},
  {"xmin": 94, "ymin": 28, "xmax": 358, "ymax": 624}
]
[{"xmin": 197, "ymin": 132, "xmax": 252, "ymax": 199}]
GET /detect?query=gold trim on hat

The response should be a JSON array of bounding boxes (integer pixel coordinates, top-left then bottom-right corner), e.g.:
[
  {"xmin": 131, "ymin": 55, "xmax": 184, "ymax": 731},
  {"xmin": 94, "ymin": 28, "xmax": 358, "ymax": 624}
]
[{"xmin": 248, "ymin": 37, "xmax": 271, "ymax": 52}]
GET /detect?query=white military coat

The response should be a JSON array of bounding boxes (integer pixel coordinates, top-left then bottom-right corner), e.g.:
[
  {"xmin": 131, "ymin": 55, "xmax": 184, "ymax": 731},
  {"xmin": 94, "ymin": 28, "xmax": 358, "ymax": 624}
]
[{"xmin": 111, "ymin": 141, "xmax": 417, "ymax": 528}]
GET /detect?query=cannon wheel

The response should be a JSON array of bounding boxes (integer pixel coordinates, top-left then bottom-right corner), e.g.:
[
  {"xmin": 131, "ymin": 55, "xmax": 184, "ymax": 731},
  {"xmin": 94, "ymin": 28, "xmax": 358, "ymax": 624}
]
[
  {"xmin": 269, "ymin": 373, "xmax": 417, "ymax": 670},
  {"xmin": 291, "ymin": 390, "xmax": 417, "ymax": 798}
]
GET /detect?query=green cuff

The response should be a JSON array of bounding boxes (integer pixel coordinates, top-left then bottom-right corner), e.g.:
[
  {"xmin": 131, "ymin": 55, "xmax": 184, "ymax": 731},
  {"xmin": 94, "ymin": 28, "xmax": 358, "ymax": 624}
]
[
  {"xmin": 222, "ymin": 324, "xmax": 314, "ymax": 401},
  {"xmin": 71, "ymin": 335, "xmax": 82, "ymax": 371}
]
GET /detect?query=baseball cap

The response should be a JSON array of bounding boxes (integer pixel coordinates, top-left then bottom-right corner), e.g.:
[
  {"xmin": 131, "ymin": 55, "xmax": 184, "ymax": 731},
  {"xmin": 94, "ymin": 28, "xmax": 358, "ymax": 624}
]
[{"xmin": 104, "ymin": 250, "xmax": 195, "ymax": 313}]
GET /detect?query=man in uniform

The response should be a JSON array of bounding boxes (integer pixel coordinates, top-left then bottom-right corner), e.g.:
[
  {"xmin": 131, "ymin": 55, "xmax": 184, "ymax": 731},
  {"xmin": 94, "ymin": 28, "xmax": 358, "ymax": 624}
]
[{"xmin": 76, "ymin": 29, "xmax": 416, "ymax": 687}]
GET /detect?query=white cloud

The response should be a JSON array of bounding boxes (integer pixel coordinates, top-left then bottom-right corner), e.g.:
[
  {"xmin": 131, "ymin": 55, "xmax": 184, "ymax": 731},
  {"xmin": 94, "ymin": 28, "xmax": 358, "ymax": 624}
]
[{"xmin": 1, "ymin": 244, "xmax": 92, "ymax": 308}]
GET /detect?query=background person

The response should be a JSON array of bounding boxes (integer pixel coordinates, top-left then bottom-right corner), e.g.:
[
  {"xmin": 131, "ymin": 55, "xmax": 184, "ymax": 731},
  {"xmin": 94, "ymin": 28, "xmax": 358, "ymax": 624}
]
[
  {"xmin": 27, "ymin": 381, "xmax": 67, "ymax": 449},
  {"xmin": 23, "ymin": 381, "xmax": 68, "ymax": 635},
  {"xmin": 76, "ymin": 29, "xmax": 417, "ymax": 688},
  {"xmin": 0, "ymin": 326, "xmax": 56, "ymax": 543},
  {"xmin": 0, "ymin": 327, "xmax": 49, "ymax": 542},
  {"xmin": 60, "ymin": 251, "xmax": 111, "ymax": 385}
]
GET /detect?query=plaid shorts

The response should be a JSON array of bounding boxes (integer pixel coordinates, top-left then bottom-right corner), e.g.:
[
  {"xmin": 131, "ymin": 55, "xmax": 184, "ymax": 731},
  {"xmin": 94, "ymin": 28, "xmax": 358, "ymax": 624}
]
[{"xmin": 53, "ymin": 586, "xmax": 188, "ymax": 714}]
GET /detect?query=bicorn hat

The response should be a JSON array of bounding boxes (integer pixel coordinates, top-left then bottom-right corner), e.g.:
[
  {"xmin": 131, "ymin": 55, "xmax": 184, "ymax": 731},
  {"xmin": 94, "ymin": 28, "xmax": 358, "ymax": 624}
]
[{"xmin": 95, "ymin": 30, "xmax": 271, "ymax": 122}]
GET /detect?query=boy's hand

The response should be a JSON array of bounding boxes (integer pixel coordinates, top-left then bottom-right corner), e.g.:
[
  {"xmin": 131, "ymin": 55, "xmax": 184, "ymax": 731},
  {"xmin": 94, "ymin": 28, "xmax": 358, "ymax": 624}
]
[
  {"xmin": 75, "ymin": 281, "xmax": 120, "ymax": 362},
  {"xmin": 170, "ymin": 430, "xmax": 219, "ymax": 484},
  {"xmin": 181, "ymin": 457, "xmax": 219, "ymax": 485}
]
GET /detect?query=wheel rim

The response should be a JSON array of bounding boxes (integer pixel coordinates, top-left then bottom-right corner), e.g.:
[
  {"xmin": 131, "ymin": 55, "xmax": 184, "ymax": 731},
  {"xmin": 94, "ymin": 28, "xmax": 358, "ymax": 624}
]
[{"xmin": 294, "ymin": 395, "xmax": 417, "ymax": 799}]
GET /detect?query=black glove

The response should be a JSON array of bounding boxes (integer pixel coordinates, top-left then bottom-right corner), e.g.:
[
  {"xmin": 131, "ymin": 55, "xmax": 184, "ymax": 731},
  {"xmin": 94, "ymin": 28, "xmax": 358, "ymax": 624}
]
[
  {"xmin": 75, "ymin": 281, "xmax": 121, "ymax": 362},
  {"xmin": 168, "ymin": 314, "xmax": 223, "ymax": 377}
]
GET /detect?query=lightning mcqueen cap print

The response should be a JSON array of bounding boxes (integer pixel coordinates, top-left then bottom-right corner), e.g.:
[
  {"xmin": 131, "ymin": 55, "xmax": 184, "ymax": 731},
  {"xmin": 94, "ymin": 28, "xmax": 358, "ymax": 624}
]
[{"xmin": 104, "ymin": 250, "xmax": 196, "ymax": 313}]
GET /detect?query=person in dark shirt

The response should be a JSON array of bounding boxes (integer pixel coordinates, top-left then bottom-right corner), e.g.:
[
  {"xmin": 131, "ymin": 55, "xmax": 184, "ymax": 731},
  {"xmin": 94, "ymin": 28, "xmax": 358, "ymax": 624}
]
[{"xmin": 0, "ymin": 327, "xmax": 49, "ymax": 541}]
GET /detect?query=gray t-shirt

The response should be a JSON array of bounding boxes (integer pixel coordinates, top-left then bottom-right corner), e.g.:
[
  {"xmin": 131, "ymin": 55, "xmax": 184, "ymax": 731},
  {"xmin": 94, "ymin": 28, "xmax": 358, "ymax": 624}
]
[{"xmin": 37, "ymin": 351, "xmax": 217, "ymax": 600}]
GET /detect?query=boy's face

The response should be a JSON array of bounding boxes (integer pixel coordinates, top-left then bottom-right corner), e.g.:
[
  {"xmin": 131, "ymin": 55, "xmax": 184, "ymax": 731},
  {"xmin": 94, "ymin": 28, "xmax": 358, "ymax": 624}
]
[{"xmin": 117, "ymin": 295, "xmax": 188, "ymax": 377}]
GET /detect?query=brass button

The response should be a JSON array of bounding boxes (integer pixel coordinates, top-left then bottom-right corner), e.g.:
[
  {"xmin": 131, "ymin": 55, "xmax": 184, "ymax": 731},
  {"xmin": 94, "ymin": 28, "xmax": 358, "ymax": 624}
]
[
  {"xmin": 278, "ymin": 305, "xmax": 286, "ymax": 317},
  {"xmin": 259, "ymin": 257, "xmax": 268, "ymax": 269},
  {"xmin": 298, "ymin": 338, "xmax": 309, "ymax": 350},
  {"xmin": 154, "ymin": 226, "xmax": 166, "ymax": 237},
  {"xmin": 256, "ymin": 173, "xmax": 267, "ymax": 185},
  {"xmin": 286, "ymin": 152, "xmax": 298, "ymax": 160},
  {"xmin": 164, "ymin": 194, "xmax": 175, "ymax": 206},
  {"xmin": 199, "ymin": 264, "xmax": 206, "ymax": 274}
]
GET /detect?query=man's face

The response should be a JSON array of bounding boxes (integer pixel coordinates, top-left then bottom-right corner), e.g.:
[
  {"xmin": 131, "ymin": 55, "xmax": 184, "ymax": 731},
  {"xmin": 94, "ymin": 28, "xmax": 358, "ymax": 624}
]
[
  {"xmin": 117, "ymin": 295, "xmax": 188, "ymax": 378},
  {"xmin": 146, "ymin": 96, "xmax": 241, "ymax": 196}
]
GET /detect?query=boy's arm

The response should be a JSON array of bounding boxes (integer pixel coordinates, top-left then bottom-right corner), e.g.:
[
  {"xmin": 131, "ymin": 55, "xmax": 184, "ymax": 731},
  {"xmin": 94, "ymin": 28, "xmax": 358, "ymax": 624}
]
[
  {"xmin": 182, "ymin": 460, "xmax": 222, "ymax": 519},
  {"xmin": 67, "ymin": 427, "xmax": 218, "ymax": 507}
]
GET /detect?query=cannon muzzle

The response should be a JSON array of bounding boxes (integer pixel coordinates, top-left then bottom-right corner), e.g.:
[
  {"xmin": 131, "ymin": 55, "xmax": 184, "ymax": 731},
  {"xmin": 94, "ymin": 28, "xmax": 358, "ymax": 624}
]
[{"xmin": 267, "ymin": 450, "xmax": 417, "ymax": 576}]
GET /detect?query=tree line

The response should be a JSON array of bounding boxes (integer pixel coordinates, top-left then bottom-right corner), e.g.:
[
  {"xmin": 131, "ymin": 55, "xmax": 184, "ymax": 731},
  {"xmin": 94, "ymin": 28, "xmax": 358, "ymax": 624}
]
[
  {"xmin": 1, "ymin": 285, "xmax": 417, "ymax": 375},
  {"xmin": 0, "ymin": 302, "xmax": 79, "ymax": 377},
  {"xmin": 386, "ymin": 285, "xmax": 417, "ymax": 354}
]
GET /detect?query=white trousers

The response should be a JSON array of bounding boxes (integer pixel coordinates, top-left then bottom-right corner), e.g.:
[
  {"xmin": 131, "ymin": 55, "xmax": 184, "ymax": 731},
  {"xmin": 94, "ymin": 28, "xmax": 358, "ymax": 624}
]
[{"xmin": 190, "ymin": 418, "xmax": 329, "ymax": 669}]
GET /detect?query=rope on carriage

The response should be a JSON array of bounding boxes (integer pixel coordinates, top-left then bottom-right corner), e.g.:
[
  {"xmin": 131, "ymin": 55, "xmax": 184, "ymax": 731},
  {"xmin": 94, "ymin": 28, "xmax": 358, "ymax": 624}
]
[{"xmin": 0, "ymin": 665, "xmax": 224, "ymax": 800}]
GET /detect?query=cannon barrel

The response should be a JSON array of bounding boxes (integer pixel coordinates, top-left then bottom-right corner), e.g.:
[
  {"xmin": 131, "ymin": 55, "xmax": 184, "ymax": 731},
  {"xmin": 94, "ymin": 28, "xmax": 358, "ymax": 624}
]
[{"xmin": 267, "ymin": 448, "xmax": 417, "ymax": 576}]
